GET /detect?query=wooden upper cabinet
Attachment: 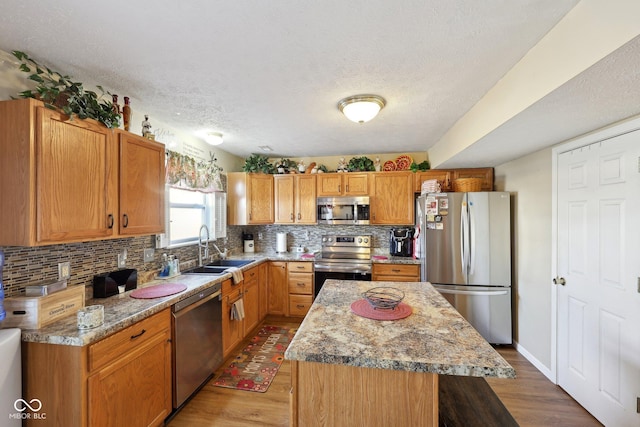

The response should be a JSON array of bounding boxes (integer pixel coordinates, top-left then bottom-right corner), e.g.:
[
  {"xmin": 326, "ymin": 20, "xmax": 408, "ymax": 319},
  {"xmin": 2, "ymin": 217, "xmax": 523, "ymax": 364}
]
[
  {"xmin": 370, "ymin": 171, "xmax": 414, "ymax": 225},
  {"xmin": 274, "ymin": 175, "xmax": 295, "ymax": 223},
  {"xmin": 317, "ymin": 173, "xmax": 368, "ymax": 196},
  {"xmin": 228, "ymin": 172, "xmax": 274, "ymax": 225},
  {"xmin": 118, "ymin": 132, "xmax": 165, "ymax": 235},
  {"xmin": 414, "ymin": 170, "xmax": 452, "ymax": 193},
  {"xmin": 274, "ymin": 174, "xmax": 317, "ymax": 224},
  {"xmin": 0, "ymin": 99, "xmax": 166, "ymax": 246},
  {"xmin": 0, "ymin": 99, "xmax": 117, "ymax": 245},
  {"xmin": 451, "ymin": 168, "xmax": 494, "ymax": 191}
]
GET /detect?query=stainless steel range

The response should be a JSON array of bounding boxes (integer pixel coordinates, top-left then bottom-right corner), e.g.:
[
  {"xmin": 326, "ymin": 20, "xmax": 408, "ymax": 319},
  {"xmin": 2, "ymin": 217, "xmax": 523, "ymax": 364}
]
[{"xmin": 314, "ymin": 234, "xmax": 372, "ymax": 297}]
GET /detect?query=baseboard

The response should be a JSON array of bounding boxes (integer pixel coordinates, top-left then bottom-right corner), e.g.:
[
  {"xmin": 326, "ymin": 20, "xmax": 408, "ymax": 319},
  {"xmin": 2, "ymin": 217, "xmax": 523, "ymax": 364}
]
[{"xmin": 513, "ymin": 340, "xmax": 555, "ymax": 383}]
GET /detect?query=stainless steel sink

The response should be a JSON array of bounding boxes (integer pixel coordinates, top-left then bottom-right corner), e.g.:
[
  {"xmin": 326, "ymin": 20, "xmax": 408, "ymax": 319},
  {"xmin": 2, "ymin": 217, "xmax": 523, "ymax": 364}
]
[
  {"xmin": 182, "ymin": 259, "xmax": 255, "ymax": 275},
  {"xmin": 183, "ymin": 266, "xmax": 228, "ymax": 275},
  {"xmin": 205, "ymin": 259, "xmax": 254, "ymax": 268}
]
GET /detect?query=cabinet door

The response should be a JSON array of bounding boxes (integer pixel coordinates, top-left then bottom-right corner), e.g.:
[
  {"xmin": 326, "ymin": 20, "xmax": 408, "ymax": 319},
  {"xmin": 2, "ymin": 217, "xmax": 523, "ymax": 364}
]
[
  {"xmin": 222, "ymin": 285, "xmax": 244, "ymax": 358},
  {"xmin": 268, "ymin": 262, "xmax": 288, "ymax": 316},
  {"xmin": 451, "ymin": 168, "xmax": 494, "ymax": 191},
  {"xmin": 414, "ymin": 170, "xmax": 452, "ymax": 193},
  {"xmin": 343, "ymin": 173, "xmax": 369, "ymax": 195},
  {"xmin": 36, "ymin": 106, "xmax": 116, "ymax": 243},
  {"xmin": 295, "ymin": 175, "xmax": 317, "ymax": 224},
  {"xmin": 316, "ymin": 174, "xmax": 342, "ymax": 196},
  {"xmin": 88, "ymin": 329, "xmax": 171, "ymax": 427},
  {"xmin": 119, "ymin": 133, "xmax": 165, "ymax": 235},
  {"xmin": 274, "ymin": 175, "xmax": 295, "ymax": 224},
  {"xmin": 371, "ymin": 172, "xmax": 414, "ymax": 225},
  {"xmin": 258, "ymin": 263, "xmax": 269, "ymax": 321},
  {"xmin": 243, "ymin": 277, "xmax": 260, "ymax": 335},
  {"xmin": 247, "ymin": 174, "xmax": 274, "ymax": 224}
]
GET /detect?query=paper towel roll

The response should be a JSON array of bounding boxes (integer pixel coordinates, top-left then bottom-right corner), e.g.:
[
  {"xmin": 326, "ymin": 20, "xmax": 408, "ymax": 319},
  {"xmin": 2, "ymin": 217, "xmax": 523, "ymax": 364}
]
[{"xmin": 276, "ymin": 232, "xmax": 287, "ymax": 253}]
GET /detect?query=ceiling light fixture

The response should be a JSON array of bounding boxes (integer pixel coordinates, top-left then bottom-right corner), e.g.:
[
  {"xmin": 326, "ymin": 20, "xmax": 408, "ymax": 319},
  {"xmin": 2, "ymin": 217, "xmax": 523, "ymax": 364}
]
[
  {"xmin": 205, "ymin": 132, "xmax": 224, "ymax": 146},
  {"xmin": 338, "ymin": 94, "xmax": 386, "ymax": 123},
  {"xmin": 259, "ymin": 145, "xmax": 274, "ymax": 152}
]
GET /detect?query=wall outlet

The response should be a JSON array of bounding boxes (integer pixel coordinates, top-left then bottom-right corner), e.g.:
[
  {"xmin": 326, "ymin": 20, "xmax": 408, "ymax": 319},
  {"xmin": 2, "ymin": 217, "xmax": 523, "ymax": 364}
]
[
  {"xmin": 143, "ymin": 248, "xmax": 155, "ymax": 263},
  {"xmin": 58, "ymin": 262, "xmax": 71, "ymax": 280},
  {"xmin": 258, "ymin": 232, "xmax": 263, "ymax": 240},
  {"xmin": 117, "ymin": 252, "xmax": 127, "ymax": 268}
]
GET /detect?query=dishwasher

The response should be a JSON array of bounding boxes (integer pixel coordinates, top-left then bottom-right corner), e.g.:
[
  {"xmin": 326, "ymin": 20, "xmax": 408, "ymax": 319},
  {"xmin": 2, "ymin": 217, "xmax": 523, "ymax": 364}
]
[{"xmin": 172, "ymin": 282, "xmax": 223, "ymax": 408}]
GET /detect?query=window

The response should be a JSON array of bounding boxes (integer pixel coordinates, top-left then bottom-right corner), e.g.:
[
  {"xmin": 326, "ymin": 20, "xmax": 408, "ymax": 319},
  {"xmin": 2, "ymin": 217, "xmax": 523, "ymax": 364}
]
[{"xmin": 166, "ymin": 186, "xmax": 226, "ymax": 247}]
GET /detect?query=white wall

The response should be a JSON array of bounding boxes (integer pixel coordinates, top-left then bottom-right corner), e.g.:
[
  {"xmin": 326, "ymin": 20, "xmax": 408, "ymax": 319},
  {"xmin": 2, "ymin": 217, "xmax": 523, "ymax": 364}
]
[
  {"xmin": 0, "ymin": 49, "xmax": 244, "ymax": 173},
  {"xmin": 495, "ymin": 148, "xmax": 553, "ymax": 370}
]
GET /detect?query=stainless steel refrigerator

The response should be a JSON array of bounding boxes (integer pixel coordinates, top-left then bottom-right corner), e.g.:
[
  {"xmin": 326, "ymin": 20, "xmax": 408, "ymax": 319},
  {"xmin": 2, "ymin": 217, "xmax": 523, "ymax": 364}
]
[{"xmin": 415, "ymin": 192, "xmax": 512, "ymax": 344}]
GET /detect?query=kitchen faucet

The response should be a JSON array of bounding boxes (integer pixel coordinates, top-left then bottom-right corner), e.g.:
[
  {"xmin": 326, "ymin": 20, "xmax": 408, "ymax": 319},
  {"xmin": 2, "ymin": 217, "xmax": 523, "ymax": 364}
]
[
  {"xmin": 198, "ymin": 225, "xmax": 210, "ymax": 266},
  {"xmin": 212, "ymin": 242, "xmax": 228, "ymax": 260}
]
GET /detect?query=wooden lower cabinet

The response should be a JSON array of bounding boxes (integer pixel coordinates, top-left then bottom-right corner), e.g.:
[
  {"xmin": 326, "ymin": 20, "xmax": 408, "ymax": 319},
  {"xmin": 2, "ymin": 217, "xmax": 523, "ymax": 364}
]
[
  {"xmin": 222, "ymin": 279, "xmax": 244, "ymax": 359},
  {"xmin": 290, "ymin": 360, "xmax": 438, "ymax": 427},
  {"xmin": 372, "ymin": 263, "xmax": 420, "ymax": 282},
  {"xmin": 268, "ymin": 261, "xmax": 288, "ymax": 316},
  {"xmin": 287, "ymin": 262, "xmax": 314, "ymax": 317},
  {"xmin": 243, "ymin": 270, "xmax": 260, "ymax": 335},
  {"xmin": 23, "ymin": 309, "xmax": 172, "ymax": 427},
  {"xmin": 258, "ymin": 262, "xmax": 268, "ymax": 321}
]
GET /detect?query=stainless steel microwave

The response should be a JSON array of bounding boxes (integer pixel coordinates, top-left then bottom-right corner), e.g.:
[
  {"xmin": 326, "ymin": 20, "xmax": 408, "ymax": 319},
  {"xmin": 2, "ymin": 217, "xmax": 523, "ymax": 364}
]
[{"xmin": 317, "ymin": 196, "xmax": 370, "ymax": 225}]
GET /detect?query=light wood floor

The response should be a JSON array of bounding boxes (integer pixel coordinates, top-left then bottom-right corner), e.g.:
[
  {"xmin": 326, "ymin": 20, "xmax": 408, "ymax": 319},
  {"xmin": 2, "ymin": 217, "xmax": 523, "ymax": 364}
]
[{"xmin": 166, "ymin": 317, "xmax": 601, "ymax": 427}]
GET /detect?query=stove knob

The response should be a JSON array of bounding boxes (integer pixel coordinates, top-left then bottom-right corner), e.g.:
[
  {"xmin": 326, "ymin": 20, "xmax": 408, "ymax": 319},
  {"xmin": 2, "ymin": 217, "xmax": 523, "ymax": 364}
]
[
  {"xmin": 358, "ymin": 237, "xmax": 362, "ymax": 243},
  {"xmin": 364, "ymin": 238, "xmax": 369, "ymax": 243}
]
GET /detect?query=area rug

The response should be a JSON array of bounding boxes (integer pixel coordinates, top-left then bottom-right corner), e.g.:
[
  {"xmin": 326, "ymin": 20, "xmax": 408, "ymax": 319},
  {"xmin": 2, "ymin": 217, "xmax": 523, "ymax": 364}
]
[{"xmin": 213, "ymin": 325, "xmax": 296, "ymax": 393}]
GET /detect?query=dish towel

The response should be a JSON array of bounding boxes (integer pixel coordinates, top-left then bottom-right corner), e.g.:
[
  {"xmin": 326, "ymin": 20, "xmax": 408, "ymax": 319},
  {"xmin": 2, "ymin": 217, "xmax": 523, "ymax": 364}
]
[
  {"xmin": 227, "ymin": 267, "xmax": 244, "ymax": 284},
  {"xmin": 230, "ymin": 298, "xmax": 245, "ymax": 321}
]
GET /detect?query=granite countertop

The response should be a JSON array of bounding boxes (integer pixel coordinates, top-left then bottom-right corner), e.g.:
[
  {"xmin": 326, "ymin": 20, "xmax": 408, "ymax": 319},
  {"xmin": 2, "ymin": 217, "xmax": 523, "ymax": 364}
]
[
  {"xmin": 371, "ymin": 254, "xmax": 420, "ymax": 264},
  {"xmin": 20, "ymin": 252, "xmax": 316, "ymax": 347},
  {"xmin": 284, "ymin": 279, "xmax": 515, "ymax": 379}
]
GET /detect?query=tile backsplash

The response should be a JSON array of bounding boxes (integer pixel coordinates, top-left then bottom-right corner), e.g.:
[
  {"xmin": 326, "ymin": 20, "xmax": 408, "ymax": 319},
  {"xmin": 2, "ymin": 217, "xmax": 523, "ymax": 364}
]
[{"xmin": 1, "ymin": 224, "xmax": 406, "ymax": 297}]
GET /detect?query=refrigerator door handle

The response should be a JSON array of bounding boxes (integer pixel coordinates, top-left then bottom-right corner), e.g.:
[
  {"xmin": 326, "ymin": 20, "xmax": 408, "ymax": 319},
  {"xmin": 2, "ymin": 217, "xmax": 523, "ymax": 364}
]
[
  {"xmin": 469, "ymin": 202, "xmax": 476, "ymax": 275},
  {"xmin": 460, "ymin": 200, "xmax": 470, "ymax": 276},
  {"xmin": 434, "ymin": 287, "xmax": 509, "ymax": 296}
]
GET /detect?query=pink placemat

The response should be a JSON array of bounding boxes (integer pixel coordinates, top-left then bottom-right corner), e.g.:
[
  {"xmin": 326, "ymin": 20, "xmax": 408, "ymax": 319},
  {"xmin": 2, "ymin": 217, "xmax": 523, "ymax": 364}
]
[
  {"xmin": 350, "ymin": 299, "xmax": 412, "ymax": 320},
  {"xmin": 130, "ymin": 283, "xmax": 187, "ymax": 299}
]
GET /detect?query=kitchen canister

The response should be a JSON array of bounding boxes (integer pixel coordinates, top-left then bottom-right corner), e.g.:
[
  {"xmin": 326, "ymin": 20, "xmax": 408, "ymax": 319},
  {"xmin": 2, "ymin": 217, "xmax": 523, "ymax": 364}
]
[
  {"xmin": 77, "ymin": 305, "xmax": 104, "ymax": 330},
  {"xmin": 276, "ymin": 232, "xmax": 287, "ymax": 253}
]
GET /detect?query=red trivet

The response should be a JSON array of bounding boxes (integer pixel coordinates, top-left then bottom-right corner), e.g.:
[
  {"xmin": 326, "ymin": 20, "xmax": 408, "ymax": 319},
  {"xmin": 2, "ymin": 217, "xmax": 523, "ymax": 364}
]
[
  {"xmin": 130, "ymin": 283, "xmax": 187, "ymax": 299},
  {"xmin": 350, "ymin": 299, "xmax": 412, "ymax": 320}
]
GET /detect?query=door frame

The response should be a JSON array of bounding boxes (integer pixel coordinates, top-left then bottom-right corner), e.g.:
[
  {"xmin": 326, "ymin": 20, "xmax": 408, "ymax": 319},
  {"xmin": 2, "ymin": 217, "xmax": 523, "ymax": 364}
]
[{"xmin": 551, "ymin": 112, "xmax": 640, "ymax": 384}]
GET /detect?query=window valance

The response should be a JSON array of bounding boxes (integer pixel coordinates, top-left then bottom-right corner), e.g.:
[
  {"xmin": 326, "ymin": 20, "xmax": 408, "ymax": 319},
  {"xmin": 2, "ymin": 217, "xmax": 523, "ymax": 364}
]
[{"xmin": 165, "ymin": 150, "xmax": 223, "ymax": 193}]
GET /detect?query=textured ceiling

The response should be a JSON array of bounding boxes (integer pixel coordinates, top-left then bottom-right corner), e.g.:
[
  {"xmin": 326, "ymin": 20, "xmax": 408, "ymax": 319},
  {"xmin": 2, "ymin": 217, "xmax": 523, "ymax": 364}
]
[{"xmin": 0, "ymin": 0, "xmax": 606, "ymax": 164}]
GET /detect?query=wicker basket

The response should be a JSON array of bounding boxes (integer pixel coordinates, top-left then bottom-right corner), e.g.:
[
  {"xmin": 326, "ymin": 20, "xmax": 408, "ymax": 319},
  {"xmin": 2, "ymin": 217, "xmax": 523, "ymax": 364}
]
[{"xmin": 453, "ymin": 178, "xmax": 482, "ymax": 192}]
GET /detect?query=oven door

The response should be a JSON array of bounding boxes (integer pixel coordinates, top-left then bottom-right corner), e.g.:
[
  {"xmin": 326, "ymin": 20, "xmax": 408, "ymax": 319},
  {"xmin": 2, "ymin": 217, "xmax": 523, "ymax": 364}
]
[{"xmin": 314, "ymin": 270, "xmax": 371, "ymax": 297}]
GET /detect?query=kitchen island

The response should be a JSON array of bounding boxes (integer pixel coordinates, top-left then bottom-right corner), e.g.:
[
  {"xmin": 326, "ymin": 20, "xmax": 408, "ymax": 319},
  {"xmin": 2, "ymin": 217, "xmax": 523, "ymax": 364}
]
[{"xmin": 284, "ymin": 279, "xmax": 515, "ymax": 427}]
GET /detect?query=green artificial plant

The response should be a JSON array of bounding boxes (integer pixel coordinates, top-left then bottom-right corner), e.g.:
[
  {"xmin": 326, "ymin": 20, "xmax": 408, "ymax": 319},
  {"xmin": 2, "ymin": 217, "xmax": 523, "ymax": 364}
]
[{"xmin": 11, "ymin": 50, "xmax": 120, "ymax": 128}]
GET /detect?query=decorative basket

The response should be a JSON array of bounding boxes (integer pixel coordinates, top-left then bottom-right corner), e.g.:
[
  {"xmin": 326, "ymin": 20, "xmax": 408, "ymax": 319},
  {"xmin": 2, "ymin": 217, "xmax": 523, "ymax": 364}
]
[
  {"xmin": 453, "ymin": 178, "xmax": 482, "ymax": 192},
  {"xmin": 363, "ymin": 287, "xmax": 405, "ymax": 310}
]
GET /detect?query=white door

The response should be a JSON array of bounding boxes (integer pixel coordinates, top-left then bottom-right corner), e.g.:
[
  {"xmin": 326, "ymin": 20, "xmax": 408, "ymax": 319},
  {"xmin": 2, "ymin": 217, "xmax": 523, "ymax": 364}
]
[{"xmin": 556, "ymin": 131, "xmax": 640, "ymax": 426}]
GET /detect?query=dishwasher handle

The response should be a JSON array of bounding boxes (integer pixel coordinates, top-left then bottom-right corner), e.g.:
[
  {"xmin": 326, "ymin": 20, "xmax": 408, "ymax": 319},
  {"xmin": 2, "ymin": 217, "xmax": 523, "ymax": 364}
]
[{"xmin": 173, "ymin": 288, "xmax": 221, "ymax": 318}]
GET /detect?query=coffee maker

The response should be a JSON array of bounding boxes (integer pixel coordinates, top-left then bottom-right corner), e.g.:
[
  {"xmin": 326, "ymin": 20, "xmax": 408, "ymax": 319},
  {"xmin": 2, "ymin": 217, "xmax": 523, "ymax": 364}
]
[
  {"xmin": 242, "ymin": 231, "xmax": 255, "ymax": 253},
  {"xmin": 389, "ymin": 228, "xmax": 414, "ymax": 257}
]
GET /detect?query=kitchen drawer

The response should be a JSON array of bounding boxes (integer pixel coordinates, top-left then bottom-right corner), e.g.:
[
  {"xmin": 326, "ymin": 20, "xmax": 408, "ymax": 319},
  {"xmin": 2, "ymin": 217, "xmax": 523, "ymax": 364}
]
[
  {"xmin": 244, "ymin": 265, "xmax": 259, "ymax": 284},
  {"xmin": 289, "ymin": 295, "xmax": 312, "ymax": 317},
  {"xmin": 288, "ymin": 273, "xmax": 313, "ymax": 295},
  {"xmin": 89, "ymin": 309, "xmax": 170, "ymax": 372},
  {"xmin": 372, "ymin": 263, "xmax": 420, "ymax": 281},
  {"xmin": 222, "ymin": 275, "xmax": 243, "ymax": 295},
  {"xmin": 288, "ymin": 261, "xmax": 313, "ymax": 273},
  {"xmin": 371, "ymin": 275, "xmax": 420, "ymax": 282}
]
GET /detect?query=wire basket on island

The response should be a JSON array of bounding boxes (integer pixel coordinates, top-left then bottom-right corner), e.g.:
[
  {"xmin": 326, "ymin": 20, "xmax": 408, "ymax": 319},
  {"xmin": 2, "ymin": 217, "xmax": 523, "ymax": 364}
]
[{"xmin": 363, "ymin": 287, "xmax": 405, "ymax": 310}]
